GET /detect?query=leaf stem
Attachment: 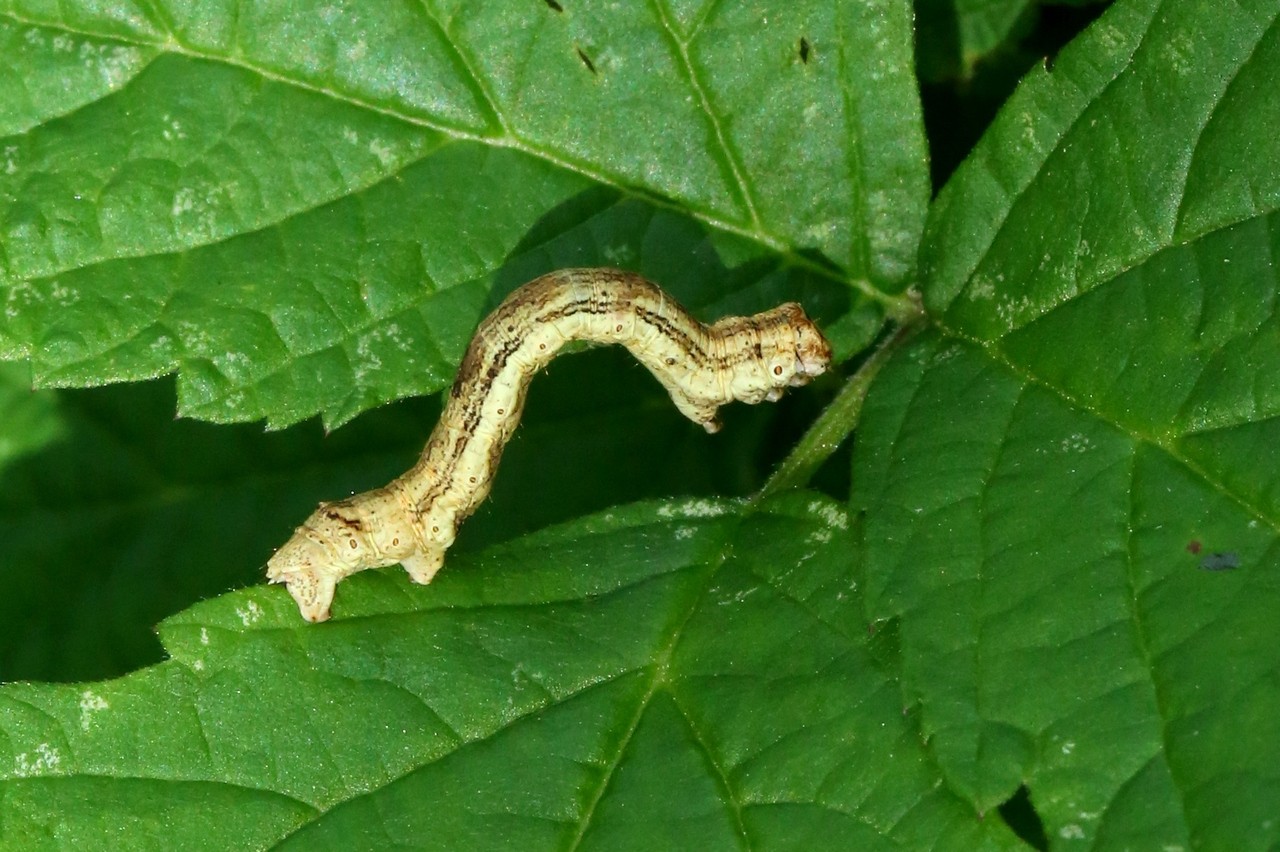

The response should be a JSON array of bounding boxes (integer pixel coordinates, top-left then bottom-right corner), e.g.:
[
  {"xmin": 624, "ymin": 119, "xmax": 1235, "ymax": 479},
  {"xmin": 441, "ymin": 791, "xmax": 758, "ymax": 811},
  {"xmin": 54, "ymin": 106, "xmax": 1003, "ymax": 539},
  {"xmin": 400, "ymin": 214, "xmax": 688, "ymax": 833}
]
[{"xmin": 757, "ymin": 306, "xmax": 924, "ymax": 500}]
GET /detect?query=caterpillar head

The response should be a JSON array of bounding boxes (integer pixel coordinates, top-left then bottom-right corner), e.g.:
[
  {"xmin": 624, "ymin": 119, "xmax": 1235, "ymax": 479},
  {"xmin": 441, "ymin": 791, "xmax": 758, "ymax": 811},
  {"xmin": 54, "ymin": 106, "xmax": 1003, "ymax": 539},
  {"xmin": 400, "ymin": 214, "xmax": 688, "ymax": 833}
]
[
  {"xmin": 752, "ymin": 303, "xmax": 832, "ymax": 395},
  {"xmin": 783, "ymin": 304, "xmax": 832, "ymax": 384},
  {"xmin": 701, "ymin": 302, "xmax": 833, "ymax": 413}
]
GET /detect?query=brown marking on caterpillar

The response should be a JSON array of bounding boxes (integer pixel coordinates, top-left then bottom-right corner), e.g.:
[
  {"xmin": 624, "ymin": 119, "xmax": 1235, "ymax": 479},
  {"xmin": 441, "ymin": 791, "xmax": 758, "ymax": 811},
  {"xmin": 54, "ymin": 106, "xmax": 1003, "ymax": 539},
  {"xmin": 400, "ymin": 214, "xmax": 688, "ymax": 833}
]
[
  {"xmin": 267, "ymin": 268, "xmax": 833, "ymax": 622},
  {"xmin": 324, "ymin": 510, "xmax": 363, "ymax": 532}
]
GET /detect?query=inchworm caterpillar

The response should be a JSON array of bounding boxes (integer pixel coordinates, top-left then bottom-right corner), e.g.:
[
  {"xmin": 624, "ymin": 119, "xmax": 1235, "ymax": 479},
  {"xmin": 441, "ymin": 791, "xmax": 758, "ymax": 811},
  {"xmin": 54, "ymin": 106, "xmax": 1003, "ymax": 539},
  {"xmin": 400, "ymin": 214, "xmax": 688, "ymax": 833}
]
[{"xmin": 268, "ymin": 268, "xmax": 833, "ymax": 622}]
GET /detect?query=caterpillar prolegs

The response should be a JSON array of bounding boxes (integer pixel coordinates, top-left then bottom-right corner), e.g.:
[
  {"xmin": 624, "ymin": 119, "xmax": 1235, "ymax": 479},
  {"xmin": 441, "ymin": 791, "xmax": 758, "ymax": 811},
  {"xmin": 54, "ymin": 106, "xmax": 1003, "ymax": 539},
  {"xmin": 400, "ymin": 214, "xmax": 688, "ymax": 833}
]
[{"xmin": 268, "ymin": 268, "xmax": 833, "ymax": 622}]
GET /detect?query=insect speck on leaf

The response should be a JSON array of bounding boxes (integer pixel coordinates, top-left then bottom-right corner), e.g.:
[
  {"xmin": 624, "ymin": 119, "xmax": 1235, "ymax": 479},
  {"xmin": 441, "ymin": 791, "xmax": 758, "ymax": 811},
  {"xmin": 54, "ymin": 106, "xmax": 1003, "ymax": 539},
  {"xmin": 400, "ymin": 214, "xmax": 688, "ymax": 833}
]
[
  {"xmin": 799, "ymin": 37, "xmax": 812, "ymax": 64},
  {"xmin": 1199, "ymin": 552, "xmax": 1240, "ymax": 571},
  {"xmin": 268, "ymin": 268, "xmax": 832, "ymax": 622}
]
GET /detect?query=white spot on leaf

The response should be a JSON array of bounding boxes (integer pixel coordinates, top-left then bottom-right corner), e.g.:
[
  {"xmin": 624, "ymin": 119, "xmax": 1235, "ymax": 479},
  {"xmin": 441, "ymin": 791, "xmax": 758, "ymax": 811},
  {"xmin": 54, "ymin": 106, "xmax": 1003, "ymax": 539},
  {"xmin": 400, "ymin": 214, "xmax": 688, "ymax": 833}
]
[
  {"xmin": 99, "ymin": 45, "xmax": 144, "ymax": 89},
  {"xmin": 172, "ymin": 187, "xmax": 197, "ymax": 217},
  {"xmin": 236, "ymin": 600, "xmax": 264, "ymax": 626},
  {"xmin": 161, "ymin": 114, "xmax": 186, "ymax": 142},
  {"xmin": 13, "ymin": 743, "xmax": 61, "ymax": 777},
  {"xmin": 601, "ymin": 244, "xmax": 633, "ymax": 266},
  {"xmin": 1060, "ymin": 434, "xmax": 1092, "ymax": 453},
  {"xmin": 368, "ymin": 139, "xmax": 396, "ymax": 167},
  {"xmin": 79, "ymin": 691, "xmax": 109, "ymax": 731},
  {"xmin": 657, "ymin": 499, "xmax": 728, "ymax": 519},
  {"xmin": 807, "ymin": 500, "xmax": 848, "ymax": 530},
  {"xmin": 48, "ymin": 282, "xmax": 76, "ymax": 306}
]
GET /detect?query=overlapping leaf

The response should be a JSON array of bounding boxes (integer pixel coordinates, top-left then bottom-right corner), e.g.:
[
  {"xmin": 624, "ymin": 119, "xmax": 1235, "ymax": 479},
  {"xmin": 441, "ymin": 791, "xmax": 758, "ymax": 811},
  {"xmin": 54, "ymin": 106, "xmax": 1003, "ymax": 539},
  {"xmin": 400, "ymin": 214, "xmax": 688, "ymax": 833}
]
[
  {"xmin": 915, "ymin": 0, "xmax": 1036, "ymax": 83},
  {"xmin": 0, "ymin": 495, "xmax": 1020, "ymax": 849},
  {"xmin": 0, "ymin": 0, "xmax": 926, "ymax": 428},
  {"xmin": 856, "ymin": 0, "xmax": 1280, "ymax": 846}
]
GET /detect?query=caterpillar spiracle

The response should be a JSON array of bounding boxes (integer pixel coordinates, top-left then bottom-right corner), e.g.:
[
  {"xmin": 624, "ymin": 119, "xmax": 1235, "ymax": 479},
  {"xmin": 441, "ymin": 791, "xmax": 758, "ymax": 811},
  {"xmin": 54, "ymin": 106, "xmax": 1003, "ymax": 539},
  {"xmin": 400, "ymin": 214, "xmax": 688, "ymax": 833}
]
[{"xmin": 268, "ymin": 268, "xmax": 833, "ymax": 622}]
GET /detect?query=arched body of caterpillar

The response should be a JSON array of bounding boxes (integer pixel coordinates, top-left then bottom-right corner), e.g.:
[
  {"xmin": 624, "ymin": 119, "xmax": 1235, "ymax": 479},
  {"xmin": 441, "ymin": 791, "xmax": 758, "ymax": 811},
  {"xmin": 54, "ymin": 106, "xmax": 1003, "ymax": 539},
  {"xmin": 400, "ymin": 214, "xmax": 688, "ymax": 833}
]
[{"xmin": 268, "ymin": 268, "xmax": 833, "ymax": 622}]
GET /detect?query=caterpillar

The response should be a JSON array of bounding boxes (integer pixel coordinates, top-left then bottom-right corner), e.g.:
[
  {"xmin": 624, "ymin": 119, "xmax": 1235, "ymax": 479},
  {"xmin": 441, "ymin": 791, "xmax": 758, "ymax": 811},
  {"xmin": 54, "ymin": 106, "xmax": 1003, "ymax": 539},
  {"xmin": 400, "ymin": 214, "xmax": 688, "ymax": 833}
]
[{"xmin": 268, "ymin": 268, "xmax": 833, "ymax": 622}]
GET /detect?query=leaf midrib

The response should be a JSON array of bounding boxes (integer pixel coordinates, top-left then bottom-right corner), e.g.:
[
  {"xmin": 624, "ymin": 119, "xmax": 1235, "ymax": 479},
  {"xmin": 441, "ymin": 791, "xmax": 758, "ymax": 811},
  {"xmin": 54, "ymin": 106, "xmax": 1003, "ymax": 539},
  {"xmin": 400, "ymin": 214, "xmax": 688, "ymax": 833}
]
[{"xmin": 567, "ymin": 515, "xmax": 749, "ymax": 850}]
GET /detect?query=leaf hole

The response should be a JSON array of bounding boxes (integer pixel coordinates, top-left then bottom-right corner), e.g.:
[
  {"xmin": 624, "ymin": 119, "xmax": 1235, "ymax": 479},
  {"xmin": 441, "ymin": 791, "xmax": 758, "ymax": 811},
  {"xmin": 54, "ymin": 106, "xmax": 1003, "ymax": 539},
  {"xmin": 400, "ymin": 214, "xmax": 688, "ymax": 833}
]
[
  {"xmin": 576, "ymin": 47, "xmax": 597, "ymax": 74},
  {"xmin": 544, "ymin": 0, "xmax": 563, "ymax": 10},
  {"xmin": 998, "ymin": 786, "xmax": 1047, "ymax": 851},
  {"xmin": 799, "ymin": 37, "xmax": 811, "ymax": 64}
]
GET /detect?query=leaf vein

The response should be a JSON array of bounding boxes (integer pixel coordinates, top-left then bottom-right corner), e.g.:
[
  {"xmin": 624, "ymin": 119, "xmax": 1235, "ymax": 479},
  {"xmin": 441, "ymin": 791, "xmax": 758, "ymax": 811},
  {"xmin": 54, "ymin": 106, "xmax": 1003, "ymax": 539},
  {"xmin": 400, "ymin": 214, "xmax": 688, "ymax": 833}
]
[
  {"xmin": 645, "ymin": 0, "xmax": 763, "ymax": 232},
  {"xmin": 667, "ymin": 694, "xmax": 752, "ymax": 848},
  {"xmin": 1120, "ymin": 443, "xmax": 1194, "ymax": 832}
]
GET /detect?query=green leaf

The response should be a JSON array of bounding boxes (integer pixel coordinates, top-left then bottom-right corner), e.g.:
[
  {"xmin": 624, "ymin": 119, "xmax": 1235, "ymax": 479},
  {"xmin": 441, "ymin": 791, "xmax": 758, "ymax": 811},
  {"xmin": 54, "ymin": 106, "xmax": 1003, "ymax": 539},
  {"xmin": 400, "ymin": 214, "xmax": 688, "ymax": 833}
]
[
  {"xmin": 915, "ymin": 0, "xmax": 1037, "ymax": 83},
  {"xmin": 854, "ymin": 0, "xmax": 1280, "ymax": 846},
  {"xmin": 0, "ymin": 0, "xmax": 926, "ymax": 428},
  {"xmin": 5, "ymin": 0, "xmax": 1279, "ymax": 848},
  {"xmin": 0, "ymin": 362, "xmax": 61, "ymax": 464},
  {"xmin": 0, "ymin": 495, "xmax": 1018, "ymax": 849}
]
